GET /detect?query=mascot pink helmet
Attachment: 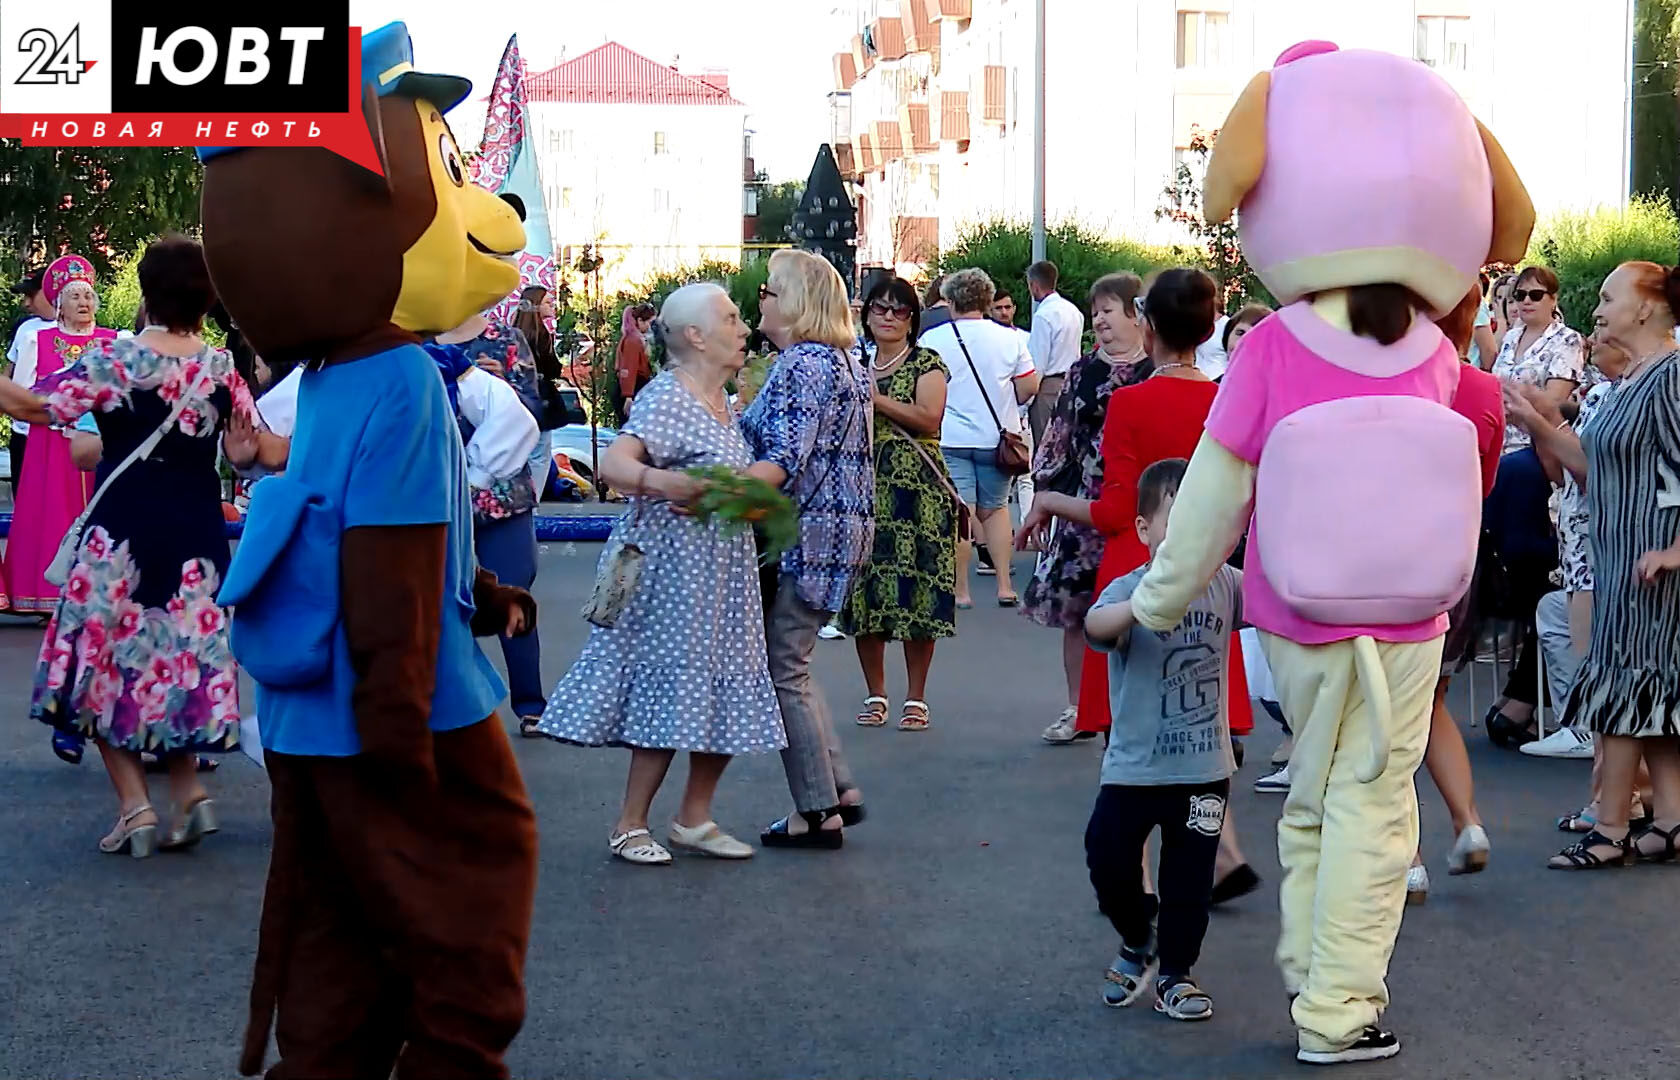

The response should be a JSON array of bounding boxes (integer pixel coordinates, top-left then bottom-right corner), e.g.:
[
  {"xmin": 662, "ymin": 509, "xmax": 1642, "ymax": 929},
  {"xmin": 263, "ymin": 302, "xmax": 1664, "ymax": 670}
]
[{"xmin": 1203, "ymin": 40, "xmax": 1536, "ymax": 317}]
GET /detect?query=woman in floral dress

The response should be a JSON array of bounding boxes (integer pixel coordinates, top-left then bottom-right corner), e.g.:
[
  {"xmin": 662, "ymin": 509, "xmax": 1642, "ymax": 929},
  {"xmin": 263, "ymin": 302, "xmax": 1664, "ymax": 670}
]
[
  {"xmin": 0, "ymin": 236, "xmax": 254, "ymax": 858},
  {"xmin": 1021, "ymin": 273, "xmax": 1151, "ymax": 744},
  {"xmin": 839, "ymin": 276, "xmax": 955, "ymax": 731}
]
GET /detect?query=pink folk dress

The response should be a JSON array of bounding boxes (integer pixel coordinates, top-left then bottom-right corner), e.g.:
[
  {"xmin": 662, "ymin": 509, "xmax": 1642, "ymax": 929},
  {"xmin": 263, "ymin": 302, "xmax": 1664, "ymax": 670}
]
[{"xmin": 8, "ymin": 323, "xmax": 111, "ymax": 612}]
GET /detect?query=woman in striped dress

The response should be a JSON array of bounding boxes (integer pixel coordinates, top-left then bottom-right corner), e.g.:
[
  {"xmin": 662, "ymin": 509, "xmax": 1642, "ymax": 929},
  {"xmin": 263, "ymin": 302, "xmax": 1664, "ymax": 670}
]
[{"xmin": 1506, "ymin": 260, "xmax": 1680, "ymax": 869}]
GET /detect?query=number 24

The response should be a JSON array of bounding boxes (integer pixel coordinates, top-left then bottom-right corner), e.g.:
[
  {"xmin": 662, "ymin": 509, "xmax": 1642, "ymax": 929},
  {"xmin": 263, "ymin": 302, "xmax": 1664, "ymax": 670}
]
[{"xmin": 15, "ymin": 27, "xmax": 86, "ymax": 86}]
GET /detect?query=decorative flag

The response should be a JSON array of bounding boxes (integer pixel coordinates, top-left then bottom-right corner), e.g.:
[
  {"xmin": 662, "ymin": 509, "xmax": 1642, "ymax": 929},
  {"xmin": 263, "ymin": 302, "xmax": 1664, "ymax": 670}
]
[{"xmin": 473, "ymin": 34, "xmax": 557, "ymax": 324}]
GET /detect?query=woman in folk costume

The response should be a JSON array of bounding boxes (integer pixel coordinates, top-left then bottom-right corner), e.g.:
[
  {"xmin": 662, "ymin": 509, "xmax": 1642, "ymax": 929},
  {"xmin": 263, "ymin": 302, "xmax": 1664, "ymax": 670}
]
[
  {"xmin": 10, "ymin": 255, "xmax": 112, "ymax": 614},
  {"xmin": 1117, "ymin": 42, "xmax": 1533, "ymax": 1065}
]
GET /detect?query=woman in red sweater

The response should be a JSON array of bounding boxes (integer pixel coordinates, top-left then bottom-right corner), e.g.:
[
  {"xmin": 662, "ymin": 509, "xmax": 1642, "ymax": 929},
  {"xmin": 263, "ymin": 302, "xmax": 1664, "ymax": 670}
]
[{"xmin": 1020, "ymin": 268, "xmax": 1254, "ymax": 738}]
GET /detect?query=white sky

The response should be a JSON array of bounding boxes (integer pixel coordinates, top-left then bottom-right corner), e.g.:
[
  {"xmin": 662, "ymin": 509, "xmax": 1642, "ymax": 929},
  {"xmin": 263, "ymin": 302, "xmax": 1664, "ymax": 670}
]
[{"xmin": 347, "ymin": 0, "xmax": 849, "ymax": 182}]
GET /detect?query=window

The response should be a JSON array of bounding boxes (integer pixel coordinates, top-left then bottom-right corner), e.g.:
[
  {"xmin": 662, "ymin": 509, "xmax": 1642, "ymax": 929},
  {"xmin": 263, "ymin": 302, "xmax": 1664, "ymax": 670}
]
[
  {"xmin": 548, "ymin": 129, "xmax": 573, "ymax": 153},
  {"xmin": 653, "ymin": 131, "xmax": 668, "ymax": 155},
  {"xmin": 561, "ymin": 187, "xmax": 575, "ymax": 210},
  {"xmin": 1175, "ymin": 11, "xmax": 1230, "ymax": 69},
  {"xmin": 1415, "ymin": 15, "xmax": 1470, "ymax": 72},
  {"xmin": 653, "ymin": 188, "xmax": 670, "ymax": 213}
]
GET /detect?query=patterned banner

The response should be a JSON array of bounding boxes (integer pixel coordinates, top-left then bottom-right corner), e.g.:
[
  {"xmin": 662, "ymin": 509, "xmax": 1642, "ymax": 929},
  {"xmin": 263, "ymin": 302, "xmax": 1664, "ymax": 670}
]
[{"xmin": 472, "ymin": 34, "xmax": 557, "ymax": 324}]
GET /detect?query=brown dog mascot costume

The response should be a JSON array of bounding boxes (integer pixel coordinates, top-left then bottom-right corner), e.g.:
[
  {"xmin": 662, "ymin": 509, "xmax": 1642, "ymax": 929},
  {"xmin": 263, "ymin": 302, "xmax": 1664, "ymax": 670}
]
[{"xmin": 202, "ymin": 23, "xmax": 538, "ymax": 1080}]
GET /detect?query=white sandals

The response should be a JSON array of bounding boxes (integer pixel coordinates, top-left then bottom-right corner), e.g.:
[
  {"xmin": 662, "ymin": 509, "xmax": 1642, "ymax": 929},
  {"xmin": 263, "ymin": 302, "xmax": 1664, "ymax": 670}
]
[
  {"xmin": 856, "ymin": 696, "xmax": 889, "ymax": 726},
  {"xmin": 609, "ymin": 827, "xmax": 672, "ymax": 866},
  {"xmin": 667, "ymin": 820, "xmax": 754, "ymax": 859},
  {"xmin": 100, "ymin": 804, "xmax": 158, "ymax": 858}
]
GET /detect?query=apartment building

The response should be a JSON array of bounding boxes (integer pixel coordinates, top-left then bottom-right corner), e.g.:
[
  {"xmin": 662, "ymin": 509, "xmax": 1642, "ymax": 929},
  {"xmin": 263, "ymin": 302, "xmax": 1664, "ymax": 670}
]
[
  {"xmin": 829, "ymin": 0, "xmax": 1636, "ymax": 273},
  {"xmin": 526, "ymin": 42, "xmax": 752, "ymax": 289}
]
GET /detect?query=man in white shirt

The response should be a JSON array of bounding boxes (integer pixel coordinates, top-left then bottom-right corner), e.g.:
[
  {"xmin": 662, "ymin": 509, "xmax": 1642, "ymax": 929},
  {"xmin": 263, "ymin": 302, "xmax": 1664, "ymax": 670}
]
[
  {"xmin": 1024, "ymin": 260, "xmax": 1084, "ymax": 445},
  {"xmin": 6, "ymin": 268, "xmax": 55, "ymax": 489},
  {"xmin": 989, "ymin": 285, "xmax": 1037, "ymax": 520},
  {"xmin": 1195, "ymin": 314, "xmax": 1230, "ymax": 380}
]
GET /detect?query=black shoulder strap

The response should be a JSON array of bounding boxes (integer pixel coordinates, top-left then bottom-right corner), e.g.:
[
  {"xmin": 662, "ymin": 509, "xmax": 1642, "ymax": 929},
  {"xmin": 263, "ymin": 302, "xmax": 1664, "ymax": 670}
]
[{"xmin": 948, "ymin": 321, "xmax": 1007, "ymax": 438}]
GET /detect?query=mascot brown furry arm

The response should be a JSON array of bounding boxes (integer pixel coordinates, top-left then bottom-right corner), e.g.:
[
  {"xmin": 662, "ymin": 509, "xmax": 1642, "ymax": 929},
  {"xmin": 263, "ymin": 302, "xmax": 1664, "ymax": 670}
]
[{"xmin": 203, "ymin": 23, "xmax": 539, "ymax": 1080}]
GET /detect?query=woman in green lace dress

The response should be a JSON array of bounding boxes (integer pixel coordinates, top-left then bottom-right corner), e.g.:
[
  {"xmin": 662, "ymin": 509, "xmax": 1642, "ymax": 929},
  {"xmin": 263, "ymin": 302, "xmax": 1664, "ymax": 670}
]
[{"xmin": 839, "ymin": 277, "xmax": 956, "ymax": 731}]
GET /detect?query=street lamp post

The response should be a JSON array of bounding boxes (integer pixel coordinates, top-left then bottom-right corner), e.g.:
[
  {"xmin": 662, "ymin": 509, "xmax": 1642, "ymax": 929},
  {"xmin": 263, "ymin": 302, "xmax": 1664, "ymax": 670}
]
[{"xmin": 1031, "ymin": 0, "xmax": 1046, "ymax": 263}]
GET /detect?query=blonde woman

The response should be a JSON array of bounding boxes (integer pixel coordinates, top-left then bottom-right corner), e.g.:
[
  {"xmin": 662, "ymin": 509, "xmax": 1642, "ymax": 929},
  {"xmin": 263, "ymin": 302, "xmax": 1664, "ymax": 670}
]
[{"xmin": 742, "ymin": 250, "xmax": 875, "ymax": 850}]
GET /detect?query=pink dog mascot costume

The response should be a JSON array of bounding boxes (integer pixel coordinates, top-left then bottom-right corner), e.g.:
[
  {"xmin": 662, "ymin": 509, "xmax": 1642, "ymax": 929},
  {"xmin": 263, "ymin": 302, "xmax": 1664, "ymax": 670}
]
[{"xmin": 1126, "ymin": 42, "xmax": 1533, "ymax": 1063}]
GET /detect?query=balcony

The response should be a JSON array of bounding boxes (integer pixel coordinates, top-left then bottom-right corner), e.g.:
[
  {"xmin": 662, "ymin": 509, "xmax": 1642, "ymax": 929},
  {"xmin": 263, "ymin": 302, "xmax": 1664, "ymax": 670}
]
[
  {"xmin": 833, "ymin": 52, "xmax": 857, "ymax": 91},
  {"xmin": 940, "ymin": 91, "xmax": 970, "ymax": 142},
  {"xmin": 899, "ymin": 103, "xmax": 936, "ymax": 156},
  {"xmin": 858, "ymin": 131, "xmax": 878, "ymax": 172},
  {"xmin": 874, "ymin": 118, "xmax": 904, "ymax": 164},
  {"xmin": 976, "ymin": 65, "xmax": 1007, "ymax": 125},
  {"xmin": 852, "ymin": 33, "xmax": 873, "ymax": 76},
  {"xmin": 903, "ymin": 0, "xmax": 936, "ymax": 54},
  {"xmin": 895, "ymin": 216, "xmax": 939, "ymax": 264},
  {"xmin": 833, "ymin": 141, "xmax": 857, "ymax": 180},
  {"xmin": 931, "ymin": 0, "xmax": 971, "ymax": 20},
  {"xmin": 871, "ymin": 17, "xmax": 907, "ymax": 62}
]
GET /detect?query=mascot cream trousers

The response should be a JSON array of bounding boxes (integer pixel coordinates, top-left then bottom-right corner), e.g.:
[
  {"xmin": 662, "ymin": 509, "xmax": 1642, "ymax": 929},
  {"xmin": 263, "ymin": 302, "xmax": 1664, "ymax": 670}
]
[
  {"xmin": 1261, "ymin": 633, "xmax": 1439, "ymax": 1053},
  {"xmin": 1130, "ymin": 434, "xmax": 1440, "ymax": 1054}
]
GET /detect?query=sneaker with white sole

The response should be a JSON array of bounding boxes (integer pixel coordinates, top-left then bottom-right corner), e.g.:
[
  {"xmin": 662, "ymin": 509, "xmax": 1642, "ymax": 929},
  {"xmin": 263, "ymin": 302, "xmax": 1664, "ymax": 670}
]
[
  {"xmin": 1042, "ymin": 707, "xmax": 1096, "ymax": 744},
  {"xmin": 1520, "ymin": 727, "xmax": 1593, "ymax": 759},
  {"xmin": 818, "ymin": 624, "xmax": 847, "ymax": 641},
  {"xmin": 1406, "ymin": 863, "xmax": 1429, "ymax": 904},
  {"xmin": 1254, "ymin": 764, "xmax": 1290, "ymax": 792},
  {"xmin": 1447, "ymin": 824, "xmax": 1490, "ymax": 875},
  {"xmin": 1298, "ymin": 1026, "xmax": 1401, "ymax": 1065}
]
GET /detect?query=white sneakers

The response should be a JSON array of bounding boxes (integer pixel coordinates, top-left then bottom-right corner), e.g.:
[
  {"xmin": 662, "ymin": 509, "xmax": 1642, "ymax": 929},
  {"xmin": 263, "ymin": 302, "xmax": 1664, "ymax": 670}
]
[
  {"xmin": 1521, "ymin": 727, "xmax": 1594, "ymax": 759},
  {"xmin": 1042, "ymin": 707, "xmax": 1085, "ymax": 744},
  {"xmin": 1254, "ymin": 764, "xmax": 1291, "ymax": 793},
  {"xmin": 818, "ymin": 624, "xmax": 847, "ymax": 641}
]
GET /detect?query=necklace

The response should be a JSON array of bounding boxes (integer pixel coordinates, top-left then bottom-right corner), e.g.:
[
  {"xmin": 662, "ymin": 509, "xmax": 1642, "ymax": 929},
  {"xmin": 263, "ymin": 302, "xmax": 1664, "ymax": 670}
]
[
  {"xmin": 675, "ymin": 368, "xmax": 732, "ymax": 424},
  {"xmin": 1148, "ymin": 360, "xmax": 1199, "ymax": 380},
  {"xmin": 872, "ymin": 345, "xmax": 910, "ymax": 372}
]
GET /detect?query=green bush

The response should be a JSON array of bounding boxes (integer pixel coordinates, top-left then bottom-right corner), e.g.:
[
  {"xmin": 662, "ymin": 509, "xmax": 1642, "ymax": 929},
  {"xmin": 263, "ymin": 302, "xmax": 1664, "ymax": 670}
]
[
  {"xmin": 935, "ymin": 219, "xmax": 1186, "ymax": 330},
  {"xmin": 1527, "ymin": 196, "xmax": 1680, "ymax": 331}
]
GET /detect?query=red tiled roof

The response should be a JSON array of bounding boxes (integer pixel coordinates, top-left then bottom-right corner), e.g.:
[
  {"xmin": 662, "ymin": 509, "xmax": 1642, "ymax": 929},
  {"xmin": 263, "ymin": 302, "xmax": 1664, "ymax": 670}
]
[{"xmin": 525, "ymin": 42, "xmax": 743, "ymax": 106}]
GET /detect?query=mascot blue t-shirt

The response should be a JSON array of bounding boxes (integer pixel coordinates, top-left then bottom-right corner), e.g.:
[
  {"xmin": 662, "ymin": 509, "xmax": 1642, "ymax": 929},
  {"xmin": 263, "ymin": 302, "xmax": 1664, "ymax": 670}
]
[{"xmin": 255, "ymin": 346, "xmax": 505, "ymax": 756}]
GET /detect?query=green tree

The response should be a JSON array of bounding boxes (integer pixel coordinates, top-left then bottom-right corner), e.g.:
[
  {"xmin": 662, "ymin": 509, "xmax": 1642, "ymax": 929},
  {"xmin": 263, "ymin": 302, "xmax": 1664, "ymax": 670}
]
[
  {"xmin": 751, "ymin": 180, "xmax": 804, "ymax": 244},
  {"xmin": 0, "ymin": 144, "xmax": 202, "ymax": 320},
  {"xmin": 1633, "ymin": 0, "xmax": 1680, "ymax": 215},
  {"xmin": 1155, "ymin": 130, "xmax": 1272, "ymax": 313},
  {"xmin": 1527, "ymin": 196, "xmax": 1680, "ymax": 330}
]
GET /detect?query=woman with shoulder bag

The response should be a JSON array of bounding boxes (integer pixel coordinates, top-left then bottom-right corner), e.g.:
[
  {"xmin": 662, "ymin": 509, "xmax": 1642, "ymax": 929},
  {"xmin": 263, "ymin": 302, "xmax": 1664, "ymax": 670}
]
[
  {"xmin": 919, "ymin": 268, "xmax": 1040, "ymax": 607},
  {"xmin": 839, "ymin": 276, "xmax": 957, "ymax": 732},
  {"xmin": 535, "ymin": 283, "xmax": 785, "ymax": 866}
]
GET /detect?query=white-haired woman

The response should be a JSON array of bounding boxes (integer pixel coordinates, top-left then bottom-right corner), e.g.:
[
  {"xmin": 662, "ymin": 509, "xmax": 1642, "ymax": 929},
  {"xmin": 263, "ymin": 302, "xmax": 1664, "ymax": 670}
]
[
  {"xmin": 743, "ymin": 249, "xmax": 876, "ymax": 849},
  {"xmin": 920, "ymin": 267, "xmax": 1039, "ymax": 607},
  {"xmin": 536, "ymin": 283, "xmax": 786, "ymax": 866}
]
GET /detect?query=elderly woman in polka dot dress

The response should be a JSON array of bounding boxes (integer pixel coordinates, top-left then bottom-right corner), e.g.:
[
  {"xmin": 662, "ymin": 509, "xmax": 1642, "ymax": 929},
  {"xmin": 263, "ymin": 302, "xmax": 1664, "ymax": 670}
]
[{"xmin": 536, "ymin": 283, "xmax": 785, "ymax": 866}]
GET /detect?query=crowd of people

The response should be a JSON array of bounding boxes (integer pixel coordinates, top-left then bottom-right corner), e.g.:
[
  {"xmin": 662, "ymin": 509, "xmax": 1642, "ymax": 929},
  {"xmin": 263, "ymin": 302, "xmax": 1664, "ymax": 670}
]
[{"xmin": 4, "ymin": 237, "xmax": 1679, "ymax": 1061}]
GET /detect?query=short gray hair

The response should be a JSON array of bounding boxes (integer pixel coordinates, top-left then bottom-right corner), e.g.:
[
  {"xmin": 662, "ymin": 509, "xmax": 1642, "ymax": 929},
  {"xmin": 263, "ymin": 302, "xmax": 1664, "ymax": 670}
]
[
  {"xmin": 657, "ymin": 282, "xmax": 729, "ymax": 358},
  {"xmin": 942, "ymin": 268, "xmax": 996, "ymax": 314}
]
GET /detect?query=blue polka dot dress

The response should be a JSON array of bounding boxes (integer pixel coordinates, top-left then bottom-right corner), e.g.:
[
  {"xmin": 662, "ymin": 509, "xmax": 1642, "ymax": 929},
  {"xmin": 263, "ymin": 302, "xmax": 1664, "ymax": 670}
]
[{"xmin": 536, "ymin": 373, "xmax": 786, "ymax": 755}]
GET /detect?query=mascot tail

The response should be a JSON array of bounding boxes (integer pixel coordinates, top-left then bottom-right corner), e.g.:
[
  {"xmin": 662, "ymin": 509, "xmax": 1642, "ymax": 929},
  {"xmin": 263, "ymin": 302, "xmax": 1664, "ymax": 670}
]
[{"xmin": 1351, "ymin": 635, "xmax": 1392, "ymax": 783}]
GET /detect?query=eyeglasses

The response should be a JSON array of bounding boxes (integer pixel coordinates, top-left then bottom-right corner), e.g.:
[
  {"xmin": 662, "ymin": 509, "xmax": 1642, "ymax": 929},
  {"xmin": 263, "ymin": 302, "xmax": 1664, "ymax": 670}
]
[
  {"xmin": 868, "ymin": 302, "xmax": 912, "ymax": 319},
  {"xmin": 1512, "ymin": 289, "xmax": 1552, "ymax": 302},
  {"xmin": 758, "ymin": 284, "xmax": 778, "ymax": 301}
]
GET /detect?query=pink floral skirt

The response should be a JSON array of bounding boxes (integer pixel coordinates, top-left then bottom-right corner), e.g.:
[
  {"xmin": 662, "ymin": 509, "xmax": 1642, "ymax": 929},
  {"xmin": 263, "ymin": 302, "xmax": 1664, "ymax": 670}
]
[{"xmin": 32, "ymin": 526, "xmax": 241, "ymax": 753}]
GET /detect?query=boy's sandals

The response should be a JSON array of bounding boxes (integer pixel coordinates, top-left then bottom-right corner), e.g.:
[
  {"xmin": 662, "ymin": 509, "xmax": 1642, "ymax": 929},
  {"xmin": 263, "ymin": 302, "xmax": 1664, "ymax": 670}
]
[
  {"xmin": 1547, "ymin": 829, "xmax": 1633, "ymax": 870},
  {"xmin": 856, "ymin": 696, "xmax": 889, "ymax": 727},
  {"xmin": 898, "ymin": 700, "xmax": 930, "ymax": 732},
  {"xmin": 609, "ymin": 827, "xmax": 672, "ymax": 866},
  {"xmin": 1155, "ymin": 976, "xmax": 1214, "ymax": 1021},
  {"xmin": 1101, "ymin": 944, "xmax": 1158, "ymax": 1008}
]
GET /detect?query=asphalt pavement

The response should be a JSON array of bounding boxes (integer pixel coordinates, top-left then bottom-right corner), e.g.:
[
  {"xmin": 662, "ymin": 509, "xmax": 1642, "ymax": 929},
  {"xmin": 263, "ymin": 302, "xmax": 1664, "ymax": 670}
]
[{"xmin": 1, "ymin": 548, "xmax": 1675, "ymax": 1079}]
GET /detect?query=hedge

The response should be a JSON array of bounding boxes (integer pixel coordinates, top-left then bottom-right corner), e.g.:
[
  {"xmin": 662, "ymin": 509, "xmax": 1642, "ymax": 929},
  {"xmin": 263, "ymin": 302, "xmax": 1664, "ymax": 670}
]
[
  {"xmin": 935, "ymin": 220, "xmax": 1186, "ymax": 330},
  {"xmin": 1525, "ymin": 196, "xmax": 1680, "ymax": 331}
]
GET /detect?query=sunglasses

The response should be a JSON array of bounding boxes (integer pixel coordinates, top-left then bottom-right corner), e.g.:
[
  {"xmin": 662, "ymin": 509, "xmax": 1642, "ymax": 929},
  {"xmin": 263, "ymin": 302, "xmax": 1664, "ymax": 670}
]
[
  {"xmin": 1512, "ymin": 289, "xmax": 1552, "ymax": 302},
  {"xmin": 758, "ymin": 284, "xmax": 778, "ymax": 300},
  {"xmin": 868, "ymin": 302, "xmax": 912, "ymax": 319}
]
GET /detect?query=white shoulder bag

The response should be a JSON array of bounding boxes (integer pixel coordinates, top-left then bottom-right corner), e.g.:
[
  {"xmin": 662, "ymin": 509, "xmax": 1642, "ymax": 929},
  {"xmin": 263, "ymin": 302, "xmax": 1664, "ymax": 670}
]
[{"xmin": 45, "ymin": 366, "xmax": 215, "ymax": 587}]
